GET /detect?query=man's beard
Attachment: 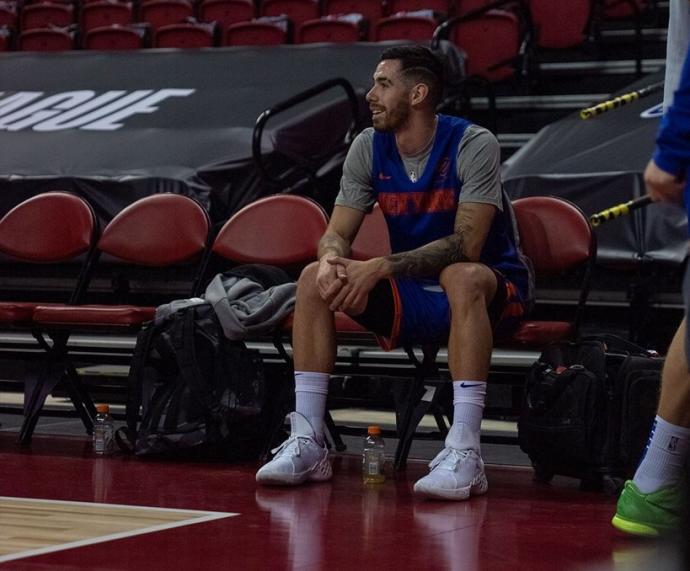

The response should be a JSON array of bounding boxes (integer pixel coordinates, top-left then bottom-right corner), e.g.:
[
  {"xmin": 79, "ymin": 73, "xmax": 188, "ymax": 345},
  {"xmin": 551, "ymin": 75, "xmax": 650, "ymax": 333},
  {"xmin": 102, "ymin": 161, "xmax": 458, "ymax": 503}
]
[{"xmin": 372, "ymin": 99, "xmax": 411, "ymax": 132}]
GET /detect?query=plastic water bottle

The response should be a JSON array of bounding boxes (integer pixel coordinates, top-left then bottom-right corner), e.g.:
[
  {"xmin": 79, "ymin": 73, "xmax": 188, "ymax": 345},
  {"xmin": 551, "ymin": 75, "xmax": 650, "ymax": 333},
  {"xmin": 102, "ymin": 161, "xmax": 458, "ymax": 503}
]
[
  {"xmin": 362, "ymin": 425, "xmax": 386, "ymax": 484},
  {"xmin": 93, "ymin": 404, "xmax": 114, "ymax": 456}
]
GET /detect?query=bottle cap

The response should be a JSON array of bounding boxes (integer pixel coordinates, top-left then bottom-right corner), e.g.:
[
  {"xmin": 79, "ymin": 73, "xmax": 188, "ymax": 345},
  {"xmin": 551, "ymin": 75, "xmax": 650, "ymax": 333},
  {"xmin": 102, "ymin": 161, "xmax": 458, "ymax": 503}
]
[
  {"xmin": 96, "ymin": 404, "xmax": 110, "ymax": 414},
  {"xmin": 367, "ymin": 425, "xmax": 381, "ymax": 436}
]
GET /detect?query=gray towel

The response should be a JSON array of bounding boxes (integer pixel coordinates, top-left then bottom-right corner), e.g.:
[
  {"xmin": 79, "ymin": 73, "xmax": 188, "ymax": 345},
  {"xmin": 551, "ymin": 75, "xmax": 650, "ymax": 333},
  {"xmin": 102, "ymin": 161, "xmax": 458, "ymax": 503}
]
[{"xmin": 204, "ymin": 273, "xmax": 296, "ymax": 340}]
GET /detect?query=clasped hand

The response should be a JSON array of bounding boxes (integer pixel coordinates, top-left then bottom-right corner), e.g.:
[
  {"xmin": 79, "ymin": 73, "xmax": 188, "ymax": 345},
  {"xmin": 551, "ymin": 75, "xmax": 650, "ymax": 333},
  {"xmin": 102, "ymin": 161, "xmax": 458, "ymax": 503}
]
[{"xmin": 316, "ymin": 255, "xmax": 385, "ymax": 315}]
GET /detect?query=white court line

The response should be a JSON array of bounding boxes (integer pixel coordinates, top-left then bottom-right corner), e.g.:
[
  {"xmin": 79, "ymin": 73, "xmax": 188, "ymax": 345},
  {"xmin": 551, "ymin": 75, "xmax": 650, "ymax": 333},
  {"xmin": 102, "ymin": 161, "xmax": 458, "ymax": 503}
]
[{"xmin": 0, "ymin": 496, "xmax": 239, "ymax": 564}]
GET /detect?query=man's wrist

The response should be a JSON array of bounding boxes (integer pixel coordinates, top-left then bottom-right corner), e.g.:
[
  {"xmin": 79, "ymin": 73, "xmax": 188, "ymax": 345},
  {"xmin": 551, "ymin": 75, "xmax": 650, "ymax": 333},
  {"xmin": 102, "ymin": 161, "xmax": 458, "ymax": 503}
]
[
  {"xmin": 374, "ymin": 257, "xmax": 393, "ymax": 279},
  {"xmin": 319, "ymin": 251, "xmax": 339, "ymax": 261}
]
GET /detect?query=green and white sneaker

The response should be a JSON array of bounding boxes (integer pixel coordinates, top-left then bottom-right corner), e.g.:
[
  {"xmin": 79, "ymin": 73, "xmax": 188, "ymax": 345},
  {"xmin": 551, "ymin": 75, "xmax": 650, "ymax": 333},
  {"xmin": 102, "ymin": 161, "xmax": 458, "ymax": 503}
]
[{"xmin": 612, "ymin": 480, "xmax": 686, "ymax": 537}]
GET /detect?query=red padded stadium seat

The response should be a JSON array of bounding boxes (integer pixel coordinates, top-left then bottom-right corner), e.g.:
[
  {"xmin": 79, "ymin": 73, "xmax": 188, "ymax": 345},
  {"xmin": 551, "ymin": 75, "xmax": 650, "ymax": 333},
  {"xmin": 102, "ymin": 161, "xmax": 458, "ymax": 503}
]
[
  {"xmin": 0, "ymin": 192, "xmax": 98, "ymax": 323},
  {"xmin": 224, "ymin": 17, "xmax": 287, "ymax": 45},
  {"xmin": 33, "ymin": 304, "xmax": 157, "ymax": 325},
  {"xmin": 528, "ymin": 0, "xmax": 591, "ymax": 49},
  {"xmin": 81, "ymin": 1, "xmax": 133, "ymax": 32},
  {"xmin": 211, "ymin": 194, "xmax": 329, "ymax": 340},
  {"xmin": 154, "ymin": 21, "xmax": 216, "ymax": 47},
  {"xmin": 198, "ymin": 0, "xmax": 254, "ymax": 27},
  {"xmin": 498, "ymin": 196, "xmax": 595, "ymax": 347},
  {"xmin": 83, "ymin": 23, "xmax": 146, "ymax": 49},
  {"xmin": 259, "ymin": 0, "xmax": 320, "ymax": 28},
  {"xmin": 0, "ymin": 192, "xmax": 99, "ymax": 446},
  {"xmin": 374, "ymin": 11, "xmax": 436, "ymax": 41},
  {"xmin": 139, "ymin": 0, "xmax": 194, "ymax": 30},
  {"xmin": 0, "ymin": 302, "xmax": 59, "ymax": 321},
  {"xmin": 19, "ymin": 26, "xmax": 74, "ymax": 50},
  {"xmin": 21, "ymin": 2, "xmax": 74, "ymax": 30},
  {"xmin": 296, "ymin": 13, "xmax": 364, "ymax": 43},
  {"xmin": 323, "ymin": 0, "xmax": 383, "ymax": 38},
  {"xmin": 212, "ymin": 194, "xmax": 327, "ymax": 266},
  {"xmin": 441, "ymin": 8, "xmax": 522, "ymax": 82}
]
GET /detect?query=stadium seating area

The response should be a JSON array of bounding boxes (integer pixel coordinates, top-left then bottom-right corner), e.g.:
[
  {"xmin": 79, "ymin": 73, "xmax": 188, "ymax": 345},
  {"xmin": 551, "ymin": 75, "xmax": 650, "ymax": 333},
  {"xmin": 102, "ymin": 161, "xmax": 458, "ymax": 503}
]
[
  {"xmin": 0, "ymin": 0, "xmax": 654, "ymax": 73},
  {"xmin": 0, "ymin": 0, "xmax": 663, "ymax": 162},
  {"xmin": 0, "ymin": 190, "xmax": 595, "ymax": 457},
  {"xmin": 0, "ymin": 0, "xmax": 673, "ymax": 404}
]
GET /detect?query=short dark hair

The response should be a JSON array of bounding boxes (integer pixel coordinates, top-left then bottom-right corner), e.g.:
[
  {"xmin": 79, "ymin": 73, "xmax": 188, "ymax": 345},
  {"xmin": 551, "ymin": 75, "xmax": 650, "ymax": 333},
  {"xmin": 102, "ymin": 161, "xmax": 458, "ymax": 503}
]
[{"xmin": 380, "ymin": 45, "xmax": 445, "ymax": 108}]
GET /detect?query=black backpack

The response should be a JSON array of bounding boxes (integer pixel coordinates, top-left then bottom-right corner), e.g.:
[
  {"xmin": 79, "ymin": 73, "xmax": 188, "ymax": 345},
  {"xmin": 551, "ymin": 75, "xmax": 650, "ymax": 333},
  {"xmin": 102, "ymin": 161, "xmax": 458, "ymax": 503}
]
[
  {"xmin": 518, "ymin": 336, "xmax": 663, "ymax": 492},
  {"xmin": 118, "ymin": 303, "xmax": 267, "ymax": 459}
]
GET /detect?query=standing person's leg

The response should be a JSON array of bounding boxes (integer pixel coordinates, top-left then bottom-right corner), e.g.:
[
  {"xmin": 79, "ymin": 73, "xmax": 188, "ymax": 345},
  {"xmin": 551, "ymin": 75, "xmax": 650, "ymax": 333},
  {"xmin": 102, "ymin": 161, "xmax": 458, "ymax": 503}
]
[
  {"xmin": 413, "ymin": 263, "xmax": 498, "ymax": 500},
  {"xmin": 658, "ymin": 318, "xmax": 690, "ymax": 427},
  {"xmin": 613, "ymin": 318, "xmax": 690, "ymax": 536}
]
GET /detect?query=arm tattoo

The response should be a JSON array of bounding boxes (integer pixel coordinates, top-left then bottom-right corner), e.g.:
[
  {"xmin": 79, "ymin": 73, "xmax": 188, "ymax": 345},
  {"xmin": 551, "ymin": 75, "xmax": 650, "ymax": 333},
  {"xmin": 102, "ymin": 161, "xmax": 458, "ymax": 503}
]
[
  {"xmin": 384, "ymin": 206, "xmax": 478, "ymax": 278},
  {"xmin": 385, "ymin": 232, "xmax": 469, "ymax": 278}
]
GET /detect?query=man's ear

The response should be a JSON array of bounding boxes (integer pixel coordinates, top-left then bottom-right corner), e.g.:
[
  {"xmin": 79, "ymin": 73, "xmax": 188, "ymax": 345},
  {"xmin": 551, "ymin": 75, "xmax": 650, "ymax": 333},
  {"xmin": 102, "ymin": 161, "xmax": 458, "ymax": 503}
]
[{"xmin": 410, "ymin": 83, "xmax": 429, "ymax": 106}]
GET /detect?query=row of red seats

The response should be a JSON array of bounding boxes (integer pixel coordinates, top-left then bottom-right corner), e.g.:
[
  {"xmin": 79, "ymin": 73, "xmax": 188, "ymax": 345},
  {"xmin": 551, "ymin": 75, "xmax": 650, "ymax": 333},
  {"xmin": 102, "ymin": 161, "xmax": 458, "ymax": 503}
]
[
  {"xmin": 0, "ymin": 8, "xmax": 522, "ymax": 86},
  {"xmin": 0, "ymin": 0, "xmax": 652, "ymax": 84},
  {"xmin": 1, "ymin": 190, "xmax": 594, "ymax": 459},
  {"xmin": 0, "ymin": 0, "xmax": 650, "ymax": 41},
  {"xmin": 3, "ymin": 0, "xmax": 436, "ymax": 33},
  {"xmin": 0, "ymin": 12, "xmax": 441, "ymax": 51}
]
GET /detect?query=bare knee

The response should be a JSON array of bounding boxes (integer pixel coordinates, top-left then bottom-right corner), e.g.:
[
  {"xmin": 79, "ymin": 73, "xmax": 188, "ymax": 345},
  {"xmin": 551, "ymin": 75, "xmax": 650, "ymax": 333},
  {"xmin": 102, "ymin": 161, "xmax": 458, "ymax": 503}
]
[
  {"xmin": 439, "ymin": 263, "xmax": 496, "ymax": 308},
  {"xmin": 296, "ymin": 262, "xmax": 321, "ymax": 301}
]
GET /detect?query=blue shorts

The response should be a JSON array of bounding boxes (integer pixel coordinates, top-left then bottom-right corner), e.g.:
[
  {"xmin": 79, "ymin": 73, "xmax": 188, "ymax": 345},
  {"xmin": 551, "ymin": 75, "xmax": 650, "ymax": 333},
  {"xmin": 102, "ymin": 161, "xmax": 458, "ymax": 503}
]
[{"xmin": 351, "ymin": 270, "xmax": 527, "ymax": 350}]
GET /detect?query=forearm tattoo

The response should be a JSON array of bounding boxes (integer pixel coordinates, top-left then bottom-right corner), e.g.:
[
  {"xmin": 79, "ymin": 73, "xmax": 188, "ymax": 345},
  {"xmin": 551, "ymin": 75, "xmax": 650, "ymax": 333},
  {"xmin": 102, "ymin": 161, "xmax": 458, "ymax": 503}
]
[
  {"xmin": 386, "ymin": 232, "xmax": 469, "ymax": 278},
  {"xmin": 384, "ymin": 206, "xmax": 479, "ymax": 278}
]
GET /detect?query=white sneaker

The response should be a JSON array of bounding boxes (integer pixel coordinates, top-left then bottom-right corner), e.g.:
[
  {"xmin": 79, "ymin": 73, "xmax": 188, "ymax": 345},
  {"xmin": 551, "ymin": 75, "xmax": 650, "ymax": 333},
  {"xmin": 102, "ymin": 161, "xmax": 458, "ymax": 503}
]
[
  {"xmin": 413, "ymin": 447, "xmax": 488, "ymax": 500},
  {"xmin": 256, "ymin": 412, "xmax": 332, "ymax": 486},
  {"xmin": 413, "ymin": 423, "xmax": 488, "ymax": 504}
]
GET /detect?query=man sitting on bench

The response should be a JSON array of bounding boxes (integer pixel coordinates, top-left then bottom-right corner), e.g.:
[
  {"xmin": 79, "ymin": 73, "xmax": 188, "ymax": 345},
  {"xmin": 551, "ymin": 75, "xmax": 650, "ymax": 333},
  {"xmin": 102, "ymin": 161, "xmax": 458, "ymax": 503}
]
[{"xmin": 256, "ymin": 45, "xmax": 534, "ymax": 500}]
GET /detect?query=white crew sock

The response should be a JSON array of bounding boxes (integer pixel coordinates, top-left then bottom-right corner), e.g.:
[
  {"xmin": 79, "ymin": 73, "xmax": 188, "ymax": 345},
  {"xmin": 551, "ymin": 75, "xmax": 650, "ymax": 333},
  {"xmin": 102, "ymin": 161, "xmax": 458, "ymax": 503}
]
[
  {"xmin": 447, "ymin": 380, "xmax": 487, "ymax": 451},
  {"xmin": 294, "ymin": 371, "xmax": 329, "ymax": 444},
  {"xmin": 633, "ymin": 415, "xmax": 690, "ymax": 493}
]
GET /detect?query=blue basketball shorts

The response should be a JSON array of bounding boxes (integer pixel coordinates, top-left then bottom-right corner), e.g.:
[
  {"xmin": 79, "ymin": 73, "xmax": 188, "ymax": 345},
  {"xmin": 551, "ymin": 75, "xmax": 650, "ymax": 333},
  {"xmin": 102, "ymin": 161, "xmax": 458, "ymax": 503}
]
[{"xmin": 350, "ymin": 269, "xmax": 527, "ymax": 350}]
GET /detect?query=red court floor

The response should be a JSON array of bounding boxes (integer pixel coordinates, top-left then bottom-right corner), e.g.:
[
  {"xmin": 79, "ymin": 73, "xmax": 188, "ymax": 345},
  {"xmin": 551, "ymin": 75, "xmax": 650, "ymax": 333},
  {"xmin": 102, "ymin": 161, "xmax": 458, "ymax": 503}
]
[{"xmin": 0, "ymin": 432, "xmax": 674, "ymax": 570}]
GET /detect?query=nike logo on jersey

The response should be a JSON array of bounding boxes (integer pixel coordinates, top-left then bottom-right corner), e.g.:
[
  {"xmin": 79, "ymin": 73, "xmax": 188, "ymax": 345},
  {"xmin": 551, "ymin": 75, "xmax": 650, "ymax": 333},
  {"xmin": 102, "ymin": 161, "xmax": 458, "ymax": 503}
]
[{"xmin": 378, "ymin": 172, "xmax": 392, "ymax": 180}]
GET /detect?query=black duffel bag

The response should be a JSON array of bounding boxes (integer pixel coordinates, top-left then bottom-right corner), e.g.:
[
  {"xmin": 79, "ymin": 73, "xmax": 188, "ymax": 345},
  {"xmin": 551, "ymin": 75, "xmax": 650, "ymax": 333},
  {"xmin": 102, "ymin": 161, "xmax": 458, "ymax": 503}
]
[
  {"xmin": 117, "ymin": 303, "xmax": 268, "ymax": 460},
  {"xmin": 518, "ymin": 336, "xmax": 663, "ymax": 492}
]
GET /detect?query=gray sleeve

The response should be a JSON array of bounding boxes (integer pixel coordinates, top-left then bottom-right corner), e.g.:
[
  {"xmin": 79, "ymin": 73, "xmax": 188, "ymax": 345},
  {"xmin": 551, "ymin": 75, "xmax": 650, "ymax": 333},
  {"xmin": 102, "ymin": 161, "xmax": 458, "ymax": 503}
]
[
  {"xmin": 456, "ymin": 125, "xmax": 504, "ymax": 211},
  {"xmin": 334, "ymin": 128, "xmax": 376, "ymax": 213}
]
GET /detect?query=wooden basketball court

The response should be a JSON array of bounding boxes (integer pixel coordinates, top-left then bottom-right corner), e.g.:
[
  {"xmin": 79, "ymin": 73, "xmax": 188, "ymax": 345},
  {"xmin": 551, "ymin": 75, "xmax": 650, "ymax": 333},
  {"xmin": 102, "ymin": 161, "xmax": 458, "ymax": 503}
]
[{"xmin": 0, "ymin": 497, "xmax": 236, "ymax": 564}]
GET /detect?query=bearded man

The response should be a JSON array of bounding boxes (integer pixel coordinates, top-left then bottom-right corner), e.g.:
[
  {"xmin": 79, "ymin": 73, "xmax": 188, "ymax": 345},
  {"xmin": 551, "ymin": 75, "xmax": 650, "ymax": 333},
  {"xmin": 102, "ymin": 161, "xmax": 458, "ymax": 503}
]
[{"xmin": 256, "ymin": 45, "xmax": 533, "ymax": 500}]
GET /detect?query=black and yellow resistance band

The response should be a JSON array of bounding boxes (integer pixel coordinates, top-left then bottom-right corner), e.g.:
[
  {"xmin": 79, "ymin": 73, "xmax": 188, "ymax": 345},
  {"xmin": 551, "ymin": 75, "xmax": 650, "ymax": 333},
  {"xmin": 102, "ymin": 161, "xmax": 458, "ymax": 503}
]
[
  {"xmin": 589, "ymin": 195, "xmax": 653, "ymax": 227},
  {"xmin": 580, "ymin": 82, "xmax": 664, "ymax": 120}
]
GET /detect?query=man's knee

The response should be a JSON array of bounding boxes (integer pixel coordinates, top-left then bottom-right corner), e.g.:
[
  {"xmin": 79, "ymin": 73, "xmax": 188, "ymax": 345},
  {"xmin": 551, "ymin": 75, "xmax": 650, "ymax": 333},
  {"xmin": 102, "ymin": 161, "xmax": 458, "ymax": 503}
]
[
  {"xmin": 439, "ymin": 263, "xmax": 496, "ymax": 307},
  {"xmin": 296, "ymin": 261, "xmax": 320, "ymax": 300}
]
